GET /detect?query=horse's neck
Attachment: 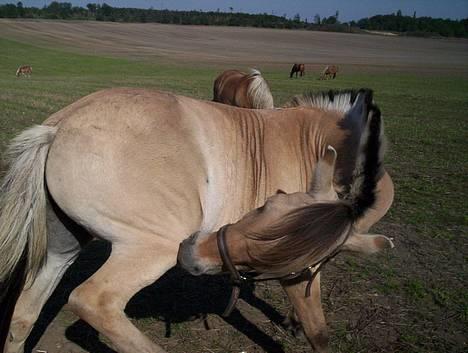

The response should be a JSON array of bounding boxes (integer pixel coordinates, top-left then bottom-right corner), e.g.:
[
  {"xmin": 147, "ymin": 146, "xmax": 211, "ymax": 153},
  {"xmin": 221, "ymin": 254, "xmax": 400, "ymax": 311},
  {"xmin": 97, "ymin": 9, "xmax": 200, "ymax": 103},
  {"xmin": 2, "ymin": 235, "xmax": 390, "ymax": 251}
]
[
  {"xmin": 199, "ymin": 107, "xmax": 346, "ymax": 231},
  {"xmin": 232, "ymin": 109, "xmax": 343, "ymax": 203}
]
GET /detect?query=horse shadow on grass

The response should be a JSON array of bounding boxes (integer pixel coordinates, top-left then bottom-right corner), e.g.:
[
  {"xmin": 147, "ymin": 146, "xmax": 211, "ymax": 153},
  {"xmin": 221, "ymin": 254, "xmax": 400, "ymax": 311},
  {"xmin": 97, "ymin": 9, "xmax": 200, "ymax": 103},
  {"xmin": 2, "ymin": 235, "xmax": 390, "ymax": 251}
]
[{"xmin": 25, "ymin": 240, "xmax": 288, "ymax": 353}]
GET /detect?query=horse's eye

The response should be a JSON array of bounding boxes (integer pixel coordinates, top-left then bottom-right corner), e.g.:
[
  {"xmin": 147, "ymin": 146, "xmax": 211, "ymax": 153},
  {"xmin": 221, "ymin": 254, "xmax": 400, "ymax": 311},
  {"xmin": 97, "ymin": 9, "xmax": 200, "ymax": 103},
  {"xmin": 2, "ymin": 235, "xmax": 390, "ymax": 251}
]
[{"xmin": 276, "ymin": 189, "xmax": 287, "ymax": 194}]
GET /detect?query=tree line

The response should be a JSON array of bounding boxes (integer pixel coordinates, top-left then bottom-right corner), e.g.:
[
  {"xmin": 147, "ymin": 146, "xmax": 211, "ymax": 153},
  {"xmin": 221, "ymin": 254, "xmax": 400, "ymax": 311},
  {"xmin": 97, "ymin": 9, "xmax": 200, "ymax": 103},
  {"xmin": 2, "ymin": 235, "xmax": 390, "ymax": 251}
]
[{"xmin": 1, "ymin": 2, "xmax": 467, "ymax": 38}]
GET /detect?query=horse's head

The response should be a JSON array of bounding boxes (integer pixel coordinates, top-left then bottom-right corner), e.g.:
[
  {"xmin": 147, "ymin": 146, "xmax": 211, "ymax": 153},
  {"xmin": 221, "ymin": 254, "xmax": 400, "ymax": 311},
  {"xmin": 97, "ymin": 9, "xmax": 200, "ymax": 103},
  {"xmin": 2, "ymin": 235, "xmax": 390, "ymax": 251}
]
[{"xmin": 178, "ymin": 145, "xmax": 393, "ymax": 278}]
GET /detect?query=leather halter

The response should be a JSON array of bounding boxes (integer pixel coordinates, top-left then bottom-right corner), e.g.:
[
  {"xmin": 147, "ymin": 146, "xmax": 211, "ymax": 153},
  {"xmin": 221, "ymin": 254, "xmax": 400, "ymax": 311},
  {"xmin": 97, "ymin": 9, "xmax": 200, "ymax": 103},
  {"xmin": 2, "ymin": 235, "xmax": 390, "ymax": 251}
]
[{"xmin": 216, "ymin": 223, "xmax": 350, "ymax": 317}]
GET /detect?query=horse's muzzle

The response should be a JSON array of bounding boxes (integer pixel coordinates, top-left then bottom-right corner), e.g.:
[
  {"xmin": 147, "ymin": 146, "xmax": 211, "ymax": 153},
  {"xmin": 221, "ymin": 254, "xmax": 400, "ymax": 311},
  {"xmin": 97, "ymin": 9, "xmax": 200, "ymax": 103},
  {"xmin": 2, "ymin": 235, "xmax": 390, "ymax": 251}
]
[{"xmin": 177, "ymin": 232, "xmax": 204, "ymax": 275}]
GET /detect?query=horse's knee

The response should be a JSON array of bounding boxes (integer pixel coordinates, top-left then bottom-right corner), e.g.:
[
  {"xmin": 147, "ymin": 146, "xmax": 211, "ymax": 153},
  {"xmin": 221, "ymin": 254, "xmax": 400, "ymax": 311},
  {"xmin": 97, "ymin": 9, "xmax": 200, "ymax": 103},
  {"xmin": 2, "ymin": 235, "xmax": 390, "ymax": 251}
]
[{"xmin": 69, "ymin": 283, "xmax": 121, "ymax": 325}]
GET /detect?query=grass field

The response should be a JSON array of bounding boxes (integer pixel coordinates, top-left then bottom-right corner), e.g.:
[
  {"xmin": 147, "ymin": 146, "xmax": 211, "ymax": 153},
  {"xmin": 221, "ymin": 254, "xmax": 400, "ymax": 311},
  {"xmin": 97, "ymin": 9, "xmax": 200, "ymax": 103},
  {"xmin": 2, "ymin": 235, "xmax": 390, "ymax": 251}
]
[{"xmin": 1, "ymin": 34, "xmax": 467, "ymax": 353}]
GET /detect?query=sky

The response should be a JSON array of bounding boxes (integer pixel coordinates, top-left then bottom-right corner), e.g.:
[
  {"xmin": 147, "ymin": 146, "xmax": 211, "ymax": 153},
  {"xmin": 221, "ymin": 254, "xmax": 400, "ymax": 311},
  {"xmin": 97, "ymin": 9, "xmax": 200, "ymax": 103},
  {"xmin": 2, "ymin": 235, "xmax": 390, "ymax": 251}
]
[{"xmin": 2, "ymin": 0, "xmax": 467, "ymax": 22}]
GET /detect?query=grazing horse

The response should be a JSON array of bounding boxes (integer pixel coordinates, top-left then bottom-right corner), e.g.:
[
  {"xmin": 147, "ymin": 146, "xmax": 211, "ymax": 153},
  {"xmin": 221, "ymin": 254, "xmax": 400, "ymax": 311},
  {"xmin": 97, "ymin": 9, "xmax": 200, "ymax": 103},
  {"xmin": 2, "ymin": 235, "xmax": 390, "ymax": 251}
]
[
  {"xmin": 179, "ymin": 112, "xmax": 393, "ymax": 349},
  {"xmin": 320, "ymin": 65, "xmax": 339, "ymax": 80},
  {"xmin": 15, "ymin": 65, "xmax": 32, "ymax": 77},
  {"xmin": 290, "ymin": 63, "xmax": 305, "ymax": 78},
  {"xmin": 0, "ymin": 88, "xmax": 394, "ymax": 353},
  {"xmin": 213, "ymin": 69, "xmax": 274, "ymax": 109}
]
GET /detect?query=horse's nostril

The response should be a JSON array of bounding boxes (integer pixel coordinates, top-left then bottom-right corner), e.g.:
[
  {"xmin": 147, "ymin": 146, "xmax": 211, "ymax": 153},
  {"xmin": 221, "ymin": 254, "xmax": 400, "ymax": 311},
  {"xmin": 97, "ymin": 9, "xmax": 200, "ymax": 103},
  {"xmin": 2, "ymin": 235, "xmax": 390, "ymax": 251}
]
[
  {"xmin": 193, "ymin": 266, "xmax": 201, "ymax": 274},
  {"xmin": 188, "ymin": 231, "xmax": 199, "ymax": 245}
]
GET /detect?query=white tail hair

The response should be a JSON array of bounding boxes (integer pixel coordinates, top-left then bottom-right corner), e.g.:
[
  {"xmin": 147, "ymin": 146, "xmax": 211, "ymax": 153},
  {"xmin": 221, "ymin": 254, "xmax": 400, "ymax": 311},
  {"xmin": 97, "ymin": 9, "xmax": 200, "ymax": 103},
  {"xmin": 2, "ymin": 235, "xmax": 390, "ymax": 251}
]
[
  {"xmin": 246, "ymin": 69, "xmax": 274, "ymax": 109},
  {"xmin": 0, "ymin": 125, "xmax": 57, "ymax": 284}
]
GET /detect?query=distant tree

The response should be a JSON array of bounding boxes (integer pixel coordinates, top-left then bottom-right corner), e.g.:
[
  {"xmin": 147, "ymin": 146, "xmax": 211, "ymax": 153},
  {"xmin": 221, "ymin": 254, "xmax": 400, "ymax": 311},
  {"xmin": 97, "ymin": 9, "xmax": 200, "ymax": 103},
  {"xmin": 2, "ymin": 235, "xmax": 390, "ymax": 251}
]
[
  {"xmin": 87, "ymin": 3, "xmax": 96, "ymax": 17},
  {"xmin": 1, "ymin": 3, "xmax": 18, "ymax": 17},
  {"xmin": 323, "ymin": 15, "xmax": 337, "ymax": 25},
  {"xmin": 16, "ymin": 1, "xmax": 24, "ymax": 17},
  {"xmin": 397, "ymin": 9, "xmax": 402, "ymax": 17},
  {"xmin": 293, "ymin": 13, "xmax": 300, "ymax": 22},
  {"xmin": 314, "ymin": 13, "xmax": 321, "ymax": 25},
  {"xmin": 100, "ymin": 3, "xmax": 112, "ymax": 17}
]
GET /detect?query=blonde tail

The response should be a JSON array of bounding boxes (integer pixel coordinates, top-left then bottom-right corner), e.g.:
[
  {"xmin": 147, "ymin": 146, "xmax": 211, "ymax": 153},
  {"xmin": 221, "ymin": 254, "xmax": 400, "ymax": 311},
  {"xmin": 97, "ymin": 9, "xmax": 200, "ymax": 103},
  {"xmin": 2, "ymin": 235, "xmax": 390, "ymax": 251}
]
[{"xmin": 0, "ymin": 125, "xmax": 57, "ymax": 285}]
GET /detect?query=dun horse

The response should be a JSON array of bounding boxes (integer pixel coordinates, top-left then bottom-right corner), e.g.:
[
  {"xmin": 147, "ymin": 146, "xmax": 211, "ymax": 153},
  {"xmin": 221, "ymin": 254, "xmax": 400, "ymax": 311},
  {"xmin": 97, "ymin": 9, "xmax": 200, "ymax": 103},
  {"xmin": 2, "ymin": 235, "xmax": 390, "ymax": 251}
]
[
  {"xmin": 320, "ymin": 65, "xmax": 338, "ymax": 80},
  {"xmin": 290, "ymin": 63, "xmax": 305, "ymax": 78},
  {"xmin": 0, "ymin": 88, "xmax": 393, "ymax": 353},
  {"xmin": 15, "ymin": 65, "xmax": 32, "ymax": 77},
  {"xmin": 213, "ymin": 69, "xmax": 274, "ymax": 109}
]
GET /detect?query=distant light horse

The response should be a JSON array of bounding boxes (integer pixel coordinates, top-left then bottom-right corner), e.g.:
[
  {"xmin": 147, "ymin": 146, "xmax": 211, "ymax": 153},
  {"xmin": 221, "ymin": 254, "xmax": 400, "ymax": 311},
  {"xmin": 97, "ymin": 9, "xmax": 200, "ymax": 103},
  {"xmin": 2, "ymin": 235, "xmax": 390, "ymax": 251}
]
[
  {"xmin": 213, "ymin": 69, "xmax": 274, "ymax": 109},
  {"xmin": 290, "ymin": 63, "xmax": 305, "ymax": 78},
  {"xmin": 320, "ymin": 65, "xmax": 339, "ymax": 80},
  {"xmin": 15, "ymin": 65, "xmax": 32, "ymax": 77}
]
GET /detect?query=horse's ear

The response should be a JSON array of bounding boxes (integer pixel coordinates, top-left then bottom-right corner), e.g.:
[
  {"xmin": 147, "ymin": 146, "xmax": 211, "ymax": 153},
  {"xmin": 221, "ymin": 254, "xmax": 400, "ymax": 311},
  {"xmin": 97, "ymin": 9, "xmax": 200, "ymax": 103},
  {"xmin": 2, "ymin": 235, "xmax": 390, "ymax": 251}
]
[{"xmin": 309, "ymin": 145, "xmax": 337, "ymax": 196}]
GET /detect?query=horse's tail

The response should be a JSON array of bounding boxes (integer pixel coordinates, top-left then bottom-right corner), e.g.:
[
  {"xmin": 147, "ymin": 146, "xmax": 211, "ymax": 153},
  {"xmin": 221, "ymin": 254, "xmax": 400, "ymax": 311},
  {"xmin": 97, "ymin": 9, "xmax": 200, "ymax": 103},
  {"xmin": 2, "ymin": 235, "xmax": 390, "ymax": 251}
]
[
  {"xmin": 247, "ymin": 69, "xmax": 274, "ymax": 109},
  {"xmin": 0, "ymin": 125, "xmax": 57, "ymax": 347}
]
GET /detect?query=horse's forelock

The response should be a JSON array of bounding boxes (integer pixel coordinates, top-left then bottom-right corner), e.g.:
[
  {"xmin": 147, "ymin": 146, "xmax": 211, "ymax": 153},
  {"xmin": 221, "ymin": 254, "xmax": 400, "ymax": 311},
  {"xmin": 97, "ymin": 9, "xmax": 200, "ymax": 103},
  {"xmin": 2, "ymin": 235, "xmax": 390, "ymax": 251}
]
[{"xmin": 244, "ymin": 202, "xmax": 352, "ymax": 277}]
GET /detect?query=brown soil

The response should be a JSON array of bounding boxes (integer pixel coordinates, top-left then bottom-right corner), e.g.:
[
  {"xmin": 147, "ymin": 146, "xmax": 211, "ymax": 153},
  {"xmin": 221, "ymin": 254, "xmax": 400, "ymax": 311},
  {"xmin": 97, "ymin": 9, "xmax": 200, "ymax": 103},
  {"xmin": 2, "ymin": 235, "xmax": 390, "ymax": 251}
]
[{"xmin": 1, "ymin": 19, "xmax": 468, "ymax": 74}]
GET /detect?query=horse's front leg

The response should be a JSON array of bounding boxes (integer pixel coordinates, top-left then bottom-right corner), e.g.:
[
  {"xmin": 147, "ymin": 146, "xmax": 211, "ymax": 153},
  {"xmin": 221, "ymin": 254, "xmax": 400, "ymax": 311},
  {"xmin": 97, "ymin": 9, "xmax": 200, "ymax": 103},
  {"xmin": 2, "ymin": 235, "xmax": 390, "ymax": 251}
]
[{"xmin": 281, "ymin": 272, "xmax": 329, "ymax": 353}]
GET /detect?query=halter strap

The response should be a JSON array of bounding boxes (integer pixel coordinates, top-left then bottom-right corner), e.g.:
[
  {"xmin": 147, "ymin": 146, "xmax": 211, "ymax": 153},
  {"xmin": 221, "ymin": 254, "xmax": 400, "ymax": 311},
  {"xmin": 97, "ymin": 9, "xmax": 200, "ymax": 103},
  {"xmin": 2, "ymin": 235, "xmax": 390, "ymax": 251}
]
[
  {"xmin": 216, "ymin": 224, "xmax": 319, "ymax": 317},
  {"xmin": 216, "ymin": 224, "xmax": 243, "ymax": 317}
]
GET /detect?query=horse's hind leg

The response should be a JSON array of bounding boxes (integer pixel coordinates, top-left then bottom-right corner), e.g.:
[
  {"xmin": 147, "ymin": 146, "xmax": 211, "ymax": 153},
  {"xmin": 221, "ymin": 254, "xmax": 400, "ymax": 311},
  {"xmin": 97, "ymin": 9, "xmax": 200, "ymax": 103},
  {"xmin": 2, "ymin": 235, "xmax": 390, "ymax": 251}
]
[
  {"xmin": 281, "ymin": 273, "xmax": 328, "ymax": 353},
  {"xmin": 5, "ymin": 253, "xmax": 78, "ymax": 353},
  {"xmin": 5, "ymin": 204, "xmax": 86, "ymax": 353},
  {"xmin": 68, "ymin": 240, "xmax": 177, "ymax": 353}
]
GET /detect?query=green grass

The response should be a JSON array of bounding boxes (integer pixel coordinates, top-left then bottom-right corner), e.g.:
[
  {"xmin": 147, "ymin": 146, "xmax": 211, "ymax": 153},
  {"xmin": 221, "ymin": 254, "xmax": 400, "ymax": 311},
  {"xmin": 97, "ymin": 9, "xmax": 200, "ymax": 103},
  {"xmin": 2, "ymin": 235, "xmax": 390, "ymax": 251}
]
[
  {"xmin": 1, "ymin": 36, "xmax": 467, "ymax": 353},
  {"xmin": 2, "ymin": 36, "xmax": 466, "ymax": 239}
]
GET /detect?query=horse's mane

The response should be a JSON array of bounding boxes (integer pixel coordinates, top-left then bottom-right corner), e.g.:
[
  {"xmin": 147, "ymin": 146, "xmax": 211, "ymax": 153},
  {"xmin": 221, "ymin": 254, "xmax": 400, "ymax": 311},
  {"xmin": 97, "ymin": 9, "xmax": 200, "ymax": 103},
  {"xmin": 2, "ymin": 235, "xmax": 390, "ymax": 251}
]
[
  {"xmin": 284, "ymin": 89, "xmax": 373, "ymax": 114},
  {"xmin": 246, "ymin": 69, "xmax": 274, "ymax": 109}
]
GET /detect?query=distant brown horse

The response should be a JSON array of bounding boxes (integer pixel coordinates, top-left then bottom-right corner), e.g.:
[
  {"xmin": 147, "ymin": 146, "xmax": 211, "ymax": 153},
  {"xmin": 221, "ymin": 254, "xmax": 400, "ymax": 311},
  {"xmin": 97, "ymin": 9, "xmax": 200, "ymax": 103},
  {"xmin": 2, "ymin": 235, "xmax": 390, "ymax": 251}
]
[
  {"xmin": 320, "ymin": 65, "xmax": 339, "ymax": 80},
  {"xmin": 213, "ymin": 69, "xmax": 274, "ymax": 109},
  {"xmin": 290, "ymin": 63, "xmax": 305, "ymax": 78},
  {"xmin": 15, "ymin": 65, "xmax": 32, "ymax": 77}
]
